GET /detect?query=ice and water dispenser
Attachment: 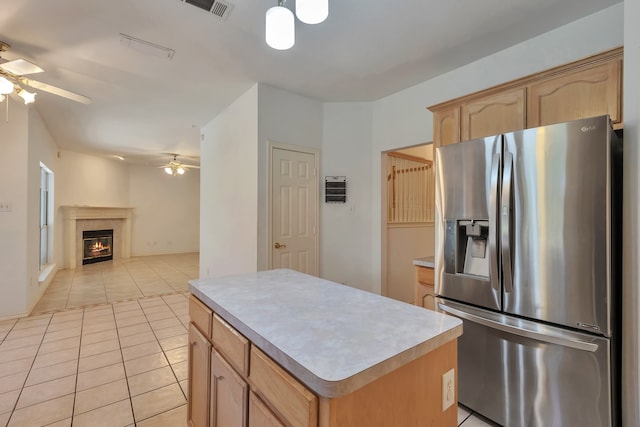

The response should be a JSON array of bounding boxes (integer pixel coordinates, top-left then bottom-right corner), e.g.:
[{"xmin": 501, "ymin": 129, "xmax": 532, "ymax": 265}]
[{"xmin": 443, "ymin": 219, "xmax": 490, "ymax": 279}]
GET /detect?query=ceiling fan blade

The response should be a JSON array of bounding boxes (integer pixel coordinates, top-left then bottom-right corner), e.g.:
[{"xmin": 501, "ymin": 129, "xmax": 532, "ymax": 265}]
[
  {"xmin": 20, "ymin": 77, "xmax": 91, "ymax": 104},
  {"xmin": 0, "ymin": 59, "xmax": 43, "ymax": 75}
]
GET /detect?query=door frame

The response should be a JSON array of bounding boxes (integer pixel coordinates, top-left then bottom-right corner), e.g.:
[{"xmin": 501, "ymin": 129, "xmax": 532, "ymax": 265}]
[{"xmin": 267, "ymin": 141, "xmax": 320, "ymax": 273}]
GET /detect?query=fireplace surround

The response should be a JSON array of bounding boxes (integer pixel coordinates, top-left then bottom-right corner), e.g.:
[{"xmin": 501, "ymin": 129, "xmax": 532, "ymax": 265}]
[{"xmin": 62, "ymin": 206, "xmax": 133, "ymax": 269}]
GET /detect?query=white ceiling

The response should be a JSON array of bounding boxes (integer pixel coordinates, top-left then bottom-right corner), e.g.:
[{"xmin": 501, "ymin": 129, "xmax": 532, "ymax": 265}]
[{"xmin": 0, "ymin": 0, "xmax": 621, "ymax": 166}]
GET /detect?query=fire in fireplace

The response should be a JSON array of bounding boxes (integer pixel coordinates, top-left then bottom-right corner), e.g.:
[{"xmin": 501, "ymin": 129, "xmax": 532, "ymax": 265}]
[{"xmin": 83, "ymin": 229, "xmax": 113, "ymax": 265}]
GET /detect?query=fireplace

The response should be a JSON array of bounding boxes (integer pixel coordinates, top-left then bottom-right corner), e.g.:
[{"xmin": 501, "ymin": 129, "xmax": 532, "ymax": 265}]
[{"xmin": 82, "ymin": 229, "xmax": 113, "ymax": 265}]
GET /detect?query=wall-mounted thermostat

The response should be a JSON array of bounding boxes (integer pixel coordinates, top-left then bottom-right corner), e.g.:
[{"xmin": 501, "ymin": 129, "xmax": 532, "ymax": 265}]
[{"xmin": 325, "ymin": 176, "xmax": 346, "ymax": 203}]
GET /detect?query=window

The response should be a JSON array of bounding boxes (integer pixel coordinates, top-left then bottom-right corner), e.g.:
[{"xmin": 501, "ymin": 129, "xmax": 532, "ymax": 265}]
[{"xmin": 40, "ymin": 163, "xmax": 54, "ymax": 270}]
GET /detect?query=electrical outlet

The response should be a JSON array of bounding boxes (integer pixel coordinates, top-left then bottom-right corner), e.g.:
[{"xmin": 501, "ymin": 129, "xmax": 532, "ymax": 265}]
[
  {"xmin": 442, "ymin": 368, "xmax": 455, "ymax": 411},
  {"xmin": 0, "ymin": 202, "xmax": 11, "ymax": 212}
]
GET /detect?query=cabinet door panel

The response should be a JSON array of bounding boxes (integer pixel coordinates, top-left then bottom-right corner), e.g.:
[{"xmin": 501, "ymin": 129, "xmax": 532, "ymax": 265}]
[
  {"xmin": 189, "ymin": 324, "xmax": 212, "ymax": 427},
  {"xmin": 414, "ymin": 283, "xmax": 435, "ymax": 310},
  {"xmin": 211, "ymin": 351, "xmax": 248, "ymax": 427},
  {"xmin": 461, "ymin": 88, "xmax": 526, "ymax": 141},
  {"xmin": 433, "ymin": 108, "xmax": 460, "ymax": 148},
  {"xmin": 528, "ymin": 61, "xmax": 621, "ymax": 128},
  {"xmin": 248, "ymin": 391, "xmax": 285, "ymax": 427}
]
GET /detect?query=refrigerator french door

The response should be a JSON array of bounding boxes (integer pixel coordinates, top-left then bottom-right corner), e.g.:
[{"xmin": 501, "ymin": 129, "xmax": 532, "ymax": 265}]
[{"xmin": 435, "ymin": 115, "xmax": 622, "ymax": 427}]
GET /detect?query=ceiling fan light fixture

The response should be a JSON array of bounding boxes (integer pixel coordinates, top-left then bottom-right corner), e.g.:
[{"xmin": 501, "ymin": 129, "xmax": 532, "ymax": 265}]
[
  {"xmin": 265, "ymin": 3, "xmax": 295, "ymax": 50},
  {"xmin": 295, "ymin": 0, "xmax": 328, "ymax": 24},
  {"xmin": 17, "ymin": 88, "xmax": 36, "ymax": 104},
  {"xmin": 0, "ymin": 77, "xmax": 13, "ymax": 95},
  {"xmin": 164, "ymin": 167, "xmax": 173, "ymax": 175},
  {"xmin": 177, "ymin": 167, "xmax": 185, "ymax": 175}
]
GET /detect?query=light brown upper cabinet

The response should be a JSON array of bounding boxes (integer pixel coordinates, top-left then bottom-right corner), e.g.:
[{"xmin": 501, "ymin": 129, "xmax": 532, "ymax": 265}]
[
  {"xmin": 460, "ymin": 88, "xmax": 526, "ymax": 141},
  {"xmin": 433, "ymin": 107, "xmax": 460, "ymax": 147},
  {"xmin": 527, "ymin": 61, "xmax": 621, "ymax": 128},
  {"xmin": 429, "ymin": 47, "xmax": 622, "ymax": 148}
]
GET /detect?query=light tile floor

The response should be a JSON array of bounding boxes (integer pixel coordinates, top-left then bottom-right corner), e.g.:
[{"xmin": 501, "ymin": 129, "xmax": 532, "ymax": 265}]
[
  {"xmin": 1, "ymin": 253, "xmax": 497, "ymax": 427},
  {"xmin": 32, "ymin": 253, "xmax": 198, "ymax": 314}
]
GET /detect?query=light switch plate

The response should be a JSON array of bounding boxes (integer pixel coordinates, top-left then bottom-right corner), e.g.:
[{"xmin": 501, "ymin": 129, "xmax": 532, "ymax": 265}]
[{"xmin": 442, "ymin": 368, "xmax": 455, "ymax": 411}]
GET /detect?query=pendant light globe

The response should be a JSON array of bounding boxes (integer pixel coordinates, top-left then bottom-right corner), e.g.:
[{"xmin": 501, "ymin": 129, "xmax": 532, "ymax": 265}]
[
  {"xmin": 296, "ymin": 0, "xmax": 328, "ymax": 24},
  {"xmin": 265, "ymin": 6, "xmax": 295, "ymax": 50}
]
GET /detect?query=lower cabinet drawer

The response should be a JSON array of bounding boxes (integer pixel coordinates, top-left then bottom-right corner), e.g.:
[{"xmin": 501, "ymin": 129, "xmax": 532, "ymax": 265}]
[
  {"xmin": 189, "ymin": 296, "xmax": 212, "ymax": 337},
  {"xmin": 249, "ymin": 347, "xmax": 318, "ymax": 427},
  {"xmin": 417, "ymin": 266, "xmax": 434, "ymax": 285},
  {"xmin": 211, "ymin": 313, "xmax": 249, "ymax": 375},
  {"xmin": 248, "ymin": 391, "xmax": 285, "ymax": 427}
]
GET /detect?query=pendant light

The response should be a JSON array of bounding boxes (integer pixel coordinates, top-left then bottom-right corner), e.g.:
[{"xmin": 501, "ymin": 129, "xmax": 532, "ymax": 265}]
[
  {"xmin": 265, "ymin": 0, "xmax": 295, "ymax": 50},
  {"xmin": 296, "ymin": 0, "xmax": 328, "ymax": 24}
]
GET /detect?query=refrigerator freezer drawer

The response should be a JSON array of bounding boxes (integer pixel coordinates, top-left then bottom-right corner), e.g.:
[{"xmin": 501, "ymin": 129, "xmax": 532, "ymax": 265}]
[{"xmin": 439, "ymin": 300, "xmax": 614, "ymax": 427}]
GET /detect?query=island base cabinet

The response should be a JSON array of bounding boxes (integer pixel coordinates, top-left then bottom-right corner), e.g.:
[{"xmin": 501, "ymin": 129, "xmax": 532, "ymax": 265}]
[
  {"xmin": 189, "ymin": 292, "xmax": 459, "ymax": 427},
  {"xmin": 211, "ymin": 350, "xmax": 248, "ymax": 427},
  {"xmin": 320, "ymin": 340, "xmax": 458, "ymax": 427},
  {"xmin": 188, "ymin": 324, "xmax": 212, "ymax": 427},
  {"xmin": 249, "ymin": 392, "xmax": 285, "ymax": 427}
]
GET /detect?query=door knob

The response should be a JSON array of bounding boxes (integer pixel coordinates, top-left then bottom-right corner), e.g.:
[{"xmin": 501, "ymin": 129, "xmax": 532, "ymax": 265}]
[{"xmin": 274, "ymin": 242, "xmax": 287, "ymax": 249}]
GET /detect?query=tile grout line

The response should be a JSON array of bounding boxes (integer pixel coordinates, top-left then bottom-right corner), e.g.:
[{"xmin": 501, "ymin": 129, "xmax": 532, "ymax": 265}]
[
  {"xmin": 4, "ymin": 312, "xmax": 60, "ymax": 426},
  {"xmin": 111, "ymin": 300, "xmax": 138, "ymax": 427},
  {"xmin": 132, "ymin": 296, "xmax": 188, "ymax": 423},
  {"xmin": 63, "ymin": 267, "xmax": 77, "ymax": 312},
  {"xmin": 139, "ymin": 298, "xmax": 186, "ymax": 396}
]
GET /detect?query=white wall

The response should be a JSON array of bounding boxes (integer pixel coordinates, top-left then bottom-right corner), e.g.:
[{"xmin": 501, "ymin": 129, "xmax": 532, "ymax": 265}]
[
  {"xmin": 129, "ymin": 165, "xmax": 200, "ymax": 256},
  {"xmin": 0, "ymin": 100, "xmax": 30, "ymax": 319},
  {"xmin": 55, "ymin": 150, "xmax": 199, "ymax": 264},
  {"xmin": 200, "ymin": 85, "xmax": 259, "ymax": 279},
  {"xmin": 256, "ymin": 84, "xmax": 323, "ymax": 271},
  {"xmin": 622, "ymin": 0, "xmax": 640, "ymax": 424},
  {"xmin": 56, "ymin": 150, "xmax": 130, "ymax": 207},
  {"xmin": 386, "ymin": 225, "xmax": 434, "ymax": 303},
  {"xmin": 0, "ymin": 101, "xmax": 60, "ymax": 319},
  {"xmin": 27, "ymin": 108, "xmax": 59, "ymax": 307},
  {"xmin": 321, "ymin": 102, "xmax": 374, "ymax": 291}
]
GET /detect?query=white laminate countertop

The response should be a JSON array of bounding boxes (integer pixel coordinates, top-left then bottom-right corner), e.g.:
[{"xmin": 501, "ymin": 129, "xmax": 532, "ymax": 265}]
[
  {"xmin": 189, "ymin": 269, "xmax": 461, "ymax": 398},
  {"xmin": 413, "ymin": 256, "xmax": 435, "ymax": 268}
]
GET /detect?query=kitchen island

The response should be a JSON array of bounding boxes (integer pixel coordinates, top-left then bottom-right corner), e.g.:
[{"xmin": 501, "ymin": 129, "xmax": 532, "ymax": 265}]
[{"xmin": 188, "ymin": 269, "xmax": 462, "ymax": 427}]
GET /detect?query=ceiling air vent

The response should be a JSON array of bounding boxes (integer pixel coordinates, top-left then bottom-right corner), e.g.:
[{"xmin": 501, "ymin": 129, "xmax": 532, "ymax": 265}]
[{"xmin": 182, "ymin": 0, "xmax": 233, "ymax": 20}]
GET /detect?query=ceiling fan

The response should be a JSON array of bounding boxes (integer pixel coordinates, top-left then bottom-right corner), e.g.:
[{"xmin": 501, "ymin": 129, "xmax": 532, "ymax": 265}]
[
  {"xmin": 160, "ymin": 154, "xmax": 200, "ymax": 176},
  {"xmin": 0, "ymin": 41, "xmax": 91, "ymax": 105}
]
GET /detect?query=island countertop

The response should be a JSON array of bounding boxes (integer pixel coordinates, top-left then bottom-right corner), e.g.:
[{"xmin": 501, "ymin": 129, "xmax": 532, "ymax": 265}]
[{"xmin": 189, "ymin": 269, "xmax": 462, "ymax": 398}]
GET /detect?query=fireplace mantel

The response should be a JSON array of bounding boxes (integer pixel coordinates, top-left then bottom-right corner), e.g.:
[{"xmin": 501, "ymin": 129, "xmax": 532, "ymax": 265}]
[{"xmin": 62, "ymin": 206, "xmax": 134, "ymax": 269}]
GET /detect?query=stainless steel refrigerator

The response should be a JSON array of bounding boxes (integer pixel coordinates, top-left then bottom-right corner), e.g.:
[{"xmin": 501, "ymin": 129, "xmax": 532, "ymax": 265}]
[{"xmin": 435, "ymin": 115, "xmax": 622, "ymax": 427}]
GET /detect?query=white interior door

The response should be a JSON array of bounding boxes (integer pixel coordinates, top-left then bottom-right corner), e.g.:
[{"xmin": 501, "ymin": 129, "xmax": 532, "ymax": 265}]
[{"xmin": 271, "ymin": 147, "xmax": 318, "ymax": 276}]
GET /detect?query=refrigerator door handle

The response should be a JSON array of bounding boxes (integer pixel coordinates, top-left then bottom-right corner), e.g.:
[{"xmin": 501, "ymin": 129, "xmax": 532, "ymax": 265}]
[
  {"xmin": 501, "ymin": 152, "xmax": 514, "ymax": 293},
  {"xmin": 438, "ymin": 302, "xmax": 599, "ymax": 352},
  {"xmin": 489, "ymin": 153, "xmax": 501, "ymax": 292}
]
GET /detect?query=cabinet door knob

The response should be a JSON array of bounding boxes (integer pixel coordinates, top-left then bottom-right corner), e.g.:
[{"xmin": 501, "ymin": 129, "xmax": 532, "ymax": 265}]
[{"xmin": 274, "ymin": 242, "xmax": 287, "ymax": 249}]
